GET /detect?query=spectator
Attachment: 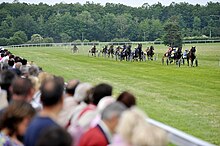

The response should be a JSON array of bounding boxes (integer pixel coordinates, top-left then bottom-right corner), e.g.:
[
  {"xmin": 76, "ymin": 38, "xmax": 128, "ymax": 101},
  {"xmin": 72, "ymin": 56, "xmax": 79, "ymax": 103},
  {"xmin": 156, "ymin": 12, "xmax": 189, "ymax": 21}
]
[
  {"xmin": 11, "ymin": 77, "xmax": 35, "ymax": 103},
  {"xmin": 0, "ymin": 88, "xmax": 7, "ymax": 110},
  {"xmin": 29, "ymin": 65, "xmax": 40, "ymax": 77},
  {"xmin": 75, "ymin": 83, "xmax": 113, "ymax": 132},
  {"xmin": 31, "ymin": 72, "xmax": 54, "ymax": 111},
  {"xmin": 117, "ymin": 91, "xmax": 136, "ymax": 108},
  {"xmin": 58, "ymin": 79, "xmax": 79, "ymax": 127},
  {"xmin": 110, "ymin": 107, "xmax": 167, "ymax": 146},
  {"xmin": 0, "ymin": 101, "xmax": 36, "ymax": 146},
  {"xmin": 28, "ymin": 76, "xmax": 41, "ymax": 111},
  {"xmin": 67, "ymin": 82, "xmax": 93, "ymax": 146},
  {"xmin": 36, "ymin": 127, "xmax": 72, "ymax": 146},
  {"xmin": 92, "ymin": 83, "xmax": 113, "ymax": 105},
  {"xmin": 90, "ymin": 96, "xmax": 116, "ymax": 128},
  {"xmin": 12, "ymin": 62, "xmax": 22, "ymax": 76},
  {"xmin": 24, "ymin": 77, "xmax": 64, "ymax": 146},
  {"xmin": 79, "ymin": 102, "xmax": 126, "ymax": 146},
  {"xmin": 0, "ymin": 70, "xmax": 17, "ymax": 103}
]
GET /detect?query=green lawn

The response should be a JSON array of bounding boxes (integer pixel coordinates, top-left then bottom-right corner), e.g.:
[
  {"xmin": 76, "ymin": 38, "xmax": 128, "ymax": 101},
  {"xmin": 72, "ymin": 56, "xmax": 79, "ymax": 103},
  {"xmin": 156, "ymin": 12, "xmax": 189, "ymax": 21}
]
[{"xmin": 10, "ymin": 43, "xmax": 220, "ymax": 145}]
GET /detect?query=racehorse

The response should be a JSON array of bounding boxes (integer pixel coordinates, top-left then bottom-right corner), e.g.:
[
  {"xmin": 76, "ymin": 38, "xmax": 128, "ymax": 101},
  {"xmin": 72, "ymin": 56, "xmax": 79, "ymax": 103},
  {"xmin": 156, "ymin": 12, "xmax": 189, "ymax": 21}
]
[
  {"xmin": 120, "ymin": 45, "xmax": 128, "ymax": 61},
  {"xmin": 107, "ymin": 45, "xmax": 114, "ymax": 58},
  {"xmin": 132, "ymin": 44, "xmax": 143, "ymax": 61},
  {"xmin": 162, "ymin": 47, "xmax": 182, "ymax": 67},
  {"xmin": 71, "ymin": 45, "xmax": 79, "ymax": 53},
  {"xmin": 146, "ymin": 46, "xmax": 155, "ymax": 60},
  {"xmin": 187, "ymin": 46, "xmax": 198, "ymax": 67},
  {"xmin": 102, "ymin": 45, "xmax": 108, "ymax": 57},
  {"xmin": 115, "ymin": 46, "xmax": 122, "ymax": 61},
  {"xmin": 89, "ymin": 45, "xmax": 97, "ymax": 57}
]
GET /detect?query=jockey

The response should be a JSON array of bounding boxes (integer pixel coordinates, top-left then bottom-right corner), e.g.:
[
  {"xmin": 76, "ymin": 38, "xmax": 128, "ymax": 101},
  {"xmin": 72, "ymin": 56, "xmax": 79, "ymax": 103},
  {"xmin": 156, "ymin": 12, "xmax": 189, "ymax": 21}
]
[{"xmin": 183, "ymin": 49, "xmax": 188, "ymax": 59}]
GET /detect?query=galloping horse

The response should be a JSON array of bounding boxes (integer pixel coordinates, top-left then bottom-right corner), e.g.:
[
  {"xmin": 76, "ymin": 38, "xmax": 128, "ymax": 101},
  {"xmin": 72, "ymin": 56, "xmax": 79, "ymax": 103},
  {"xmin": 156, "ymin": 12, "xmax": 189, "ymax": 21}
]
[
  {"xmin": 115, "ymin": 46, "xmax": 122, "ymax": 61},
  {"xmin": 162, "ymin": 47, "xmax": 182, "ymax": 67},
  {"xmin": 89, "ymin": 45, "xmax": 97, "ymax": 57},
  {"xmin": 187, "ymin": 46, "xmax": 197, "ymax": 67},
  {"xmin": 102, "ymin": 45, "xmax": 108, "ymax": 57},
  {"xmin": 146, "ymin": 46, "xmax": 155, "ymax": 60},
  {"xmin": 120, "ymin": 45, "xmax": 128, "ymax": 61},
  {"xmin": 107, "ymin": 45, "xmax": 114, "ymax": 58},
  {"xmin": 71, "ymin": 45, "xmax": 79, "ymax": 53},
  {"xmin": 132, "ymin": 44, "xmax": 143, "ymax": 61}
]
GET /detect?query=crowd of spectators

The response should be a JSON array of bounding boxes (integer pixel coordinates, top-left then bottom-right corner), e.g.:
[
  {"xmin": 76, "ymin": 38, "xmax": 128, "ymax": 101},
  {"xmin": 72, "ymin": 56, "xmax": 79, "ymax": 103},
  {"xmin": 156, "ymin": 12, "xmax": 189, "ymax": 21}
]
[{"xmin": 0, "ymin": 47, "xmax": 167, "ymax": 146}]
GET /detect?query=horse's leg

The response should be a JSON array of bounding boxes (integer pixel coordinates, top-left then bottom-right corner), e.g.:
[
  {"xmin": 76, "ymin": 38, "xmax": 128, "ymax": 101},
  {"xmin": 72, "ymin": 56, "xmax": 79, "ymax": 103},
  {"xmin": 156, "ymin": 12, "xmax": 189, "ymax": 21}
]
[
  {"xmin": 191, "ymin": 59, "xmax": 194, "ymax": 67},
  {"xmin": 187, "ymin": 58, "xmax": 189, "ymax": 66}
]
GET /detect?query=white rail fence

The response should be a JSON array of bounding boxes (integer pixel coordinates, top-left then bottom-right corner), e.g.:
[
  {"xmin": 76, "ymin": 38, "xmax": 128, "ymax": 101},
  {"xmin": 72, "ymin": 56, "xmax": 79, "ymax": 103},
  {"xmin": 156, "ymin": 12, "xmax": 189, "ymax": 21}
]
[
  {"xmin": 148, "ymin": 118, "xmax": 215, "ymax": 146},
  {"xmin": 8, "ymin": 39, "xmax": 220, "ymax": 48}
]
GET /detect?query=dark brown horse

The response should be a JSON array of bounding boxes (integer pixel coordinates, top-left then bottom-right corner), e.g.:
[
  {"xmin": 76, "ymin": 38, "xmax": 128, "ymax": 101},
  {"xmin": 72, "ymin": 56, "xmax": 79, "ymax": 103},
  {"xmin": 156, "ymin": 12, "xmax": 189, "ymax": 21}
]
[{"xmin": 187, "ymin": 46, "xmax": 198, "ymax": 67}]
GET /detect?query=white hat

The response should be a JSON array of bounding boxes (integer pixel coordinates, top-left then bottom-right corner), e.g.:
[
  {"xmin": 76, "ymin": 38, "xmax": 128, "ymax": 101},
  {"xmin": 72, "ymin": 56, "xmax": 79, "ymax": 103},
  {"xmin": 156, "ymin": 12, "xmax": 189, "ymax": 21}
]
[
  {"xmin": 74, "ymin": 83, "xmax": 93, "ymax": 102},
  {"xmin": 97, "ymin": 96, "xmax": 116, "ymax": 112}
]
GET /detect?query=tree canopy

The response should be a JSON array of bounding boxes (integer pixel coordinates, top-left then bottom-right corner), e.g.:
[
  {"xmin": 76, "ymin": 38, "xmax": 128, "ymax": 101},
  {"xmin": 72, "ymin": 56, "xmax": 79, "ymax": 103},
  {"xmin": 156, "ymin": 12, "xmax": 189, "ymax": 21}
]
[{"xmin": 0, "ymin": 1, "xmax": 219, "ymax": 45}]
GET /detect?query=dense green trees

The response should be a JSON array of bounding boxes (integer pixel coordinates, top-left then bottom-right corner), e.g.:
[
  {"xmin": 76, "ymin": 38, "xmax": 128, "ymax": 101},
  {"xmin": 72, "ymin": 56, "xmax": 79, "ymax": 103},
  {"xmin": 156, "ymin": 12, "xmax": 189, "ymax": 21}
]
[{"xmin": 0, "ymin": 1, "xmax": 219, "ymax": 45}]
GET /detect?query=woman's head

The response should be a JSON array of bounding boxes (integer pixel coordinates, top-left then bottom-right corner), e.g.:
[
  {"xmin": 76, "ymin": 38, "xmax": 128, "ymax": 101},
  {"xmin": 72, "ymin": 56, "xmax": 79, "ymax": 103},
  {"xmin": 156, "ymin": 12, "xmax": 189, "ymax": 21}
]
[
  {"xmin": 117, "ymin": 91, "xmax": 136, "ymax": 108},
  {"xmin": 0, "ymin": 101, "xmax": 36, "ymax": 136}
]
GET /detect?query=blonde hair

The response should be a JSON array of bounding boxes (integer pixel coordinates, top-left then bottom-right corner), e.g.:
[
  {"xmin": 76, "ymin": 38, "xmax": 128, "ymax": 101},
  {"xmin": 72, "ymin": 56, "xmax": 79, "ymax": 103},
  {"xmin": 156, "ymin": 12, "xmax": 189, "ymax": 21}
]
[
  {"xmin": 117, "ymin": 107, "xmax": 167, "ymax": 146},
  {"xmin": 38, "ymin": 72, "xmax": 54, "ymax": 84},
  {"xmin": 29, "ymin": 76, "xmax": 40, "ymax": 91}
]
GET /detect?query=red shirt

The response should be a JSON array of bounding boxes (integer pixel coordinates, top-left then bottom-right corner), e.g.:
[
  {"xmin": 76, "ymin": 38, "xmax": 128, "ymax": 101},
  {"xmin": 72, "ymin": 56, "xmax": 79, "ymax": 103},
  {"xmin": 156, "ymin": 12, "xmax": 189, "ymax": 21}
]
[{"xmin": 79, "ymin": 125, "xmax": 109, "ymax": 146}]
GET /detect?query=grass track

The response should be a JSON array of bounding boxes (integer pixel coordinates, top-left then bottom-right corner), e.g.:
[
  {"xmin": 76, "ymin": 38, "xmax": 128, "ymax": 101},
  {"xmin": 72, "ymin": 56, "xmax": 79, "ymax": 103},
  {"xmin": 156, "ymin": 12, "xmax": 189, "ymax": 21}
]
[{"xmin": 10, "ymin": 43, "xmax": 220, "ymax": 145}]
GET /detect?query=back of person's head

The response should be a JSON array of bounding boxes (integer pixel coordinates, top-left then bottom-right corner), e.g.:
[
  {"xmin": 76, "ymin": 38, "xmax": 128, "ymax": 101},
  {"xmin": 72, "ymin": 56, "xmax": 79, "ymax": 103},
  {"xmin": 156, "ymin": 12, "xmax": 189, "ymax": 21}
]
[
  {"xmin": 40, "ymin": 77, "xmax": 64, "ymax": 107},
  {"xmin": 117, "ymin": 107, "xmax": 167, "ymax": 146},
  {"xmin": 117, "ymin": 91, "xmax": 136, "ymax": 108},
  {"xmin": 132, "ymin": 124, "xmax": 167, "ymax": 146},
  {"xmin": 65, "ymin": 79, "xmax": 80, "ymax": 96},
  {"xmin": 38, "ymin": 72, "xmax": 54, "ymax": 84},
  {"xmin": 92, "ymin": 83, "xmax": 112, "ymax": 105},
  {"xmin": 0, "ymin": 100, "xmax": 36, "ymax": 136},
  {"xmin": 97, "ymin": 96, "xmax": 116, "ymax": 113},
  {"xmin": 101, "ymin": 102, "xmax": 126, "ymax": 121},
  {"xmin": 74, "ymin": 82, "xmax": 92, "ymax": 103},
  {"xmin": 36, "ymin": 127, "xmax": 72, "ymax": 146},
  {"xmin": 29, "ymin": 65, "xmax": 39, "ymax": 76},
  {"xmin": 21, "ymin": 58, "xmax": 27, "ymax": 65},
  {"xmin": 116, "ymin": 107, "xmax": 148, "ymax": 144},
  {"xmin": 29, "ymin": 76, "xmax": 40, "ymax": 91},
  {"xmin": 8, "ymin": 59, "xmax": 15, "ymax": 67},
  {"xmin": 11, "ymin": 77, "xmax": 34, "ymax": 102},
  {"xmin": 0, "ymin": 70, "xmax": 17, "ymax": 102}
]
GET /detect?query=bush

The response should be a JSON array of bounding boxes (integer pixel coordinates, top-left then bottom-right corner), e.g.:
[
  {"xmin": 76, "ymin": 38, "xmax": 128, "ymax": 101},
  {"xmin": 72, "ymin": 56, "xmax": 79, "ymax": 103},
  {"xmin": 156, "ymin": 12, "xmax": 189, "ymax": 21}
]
[
  {"xmin": 43, "ymin": 37, "xmax": 54, "ymax": 43},
  {"xmin": 8, "ymin": 36, "xmax": 23, "ymax": 45},
  {"xmin": 0, "ymin": 38, "xmax": 9, "ymax": 46},
  {"xmin": 111, "ymin": 38, "xmax": 130, "ymax": 42}
]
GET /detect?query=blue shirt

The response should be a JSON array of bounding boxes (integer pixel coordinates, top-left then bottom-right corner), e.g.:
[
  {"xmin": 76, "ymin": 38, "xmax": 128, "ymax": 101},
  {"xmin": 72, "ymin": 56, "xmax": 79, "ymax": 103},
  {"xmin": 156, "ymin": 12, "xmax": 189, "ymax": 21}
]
[{"xmin": 24, "ymin": 116, "xmax": 59, "ymax": 146}]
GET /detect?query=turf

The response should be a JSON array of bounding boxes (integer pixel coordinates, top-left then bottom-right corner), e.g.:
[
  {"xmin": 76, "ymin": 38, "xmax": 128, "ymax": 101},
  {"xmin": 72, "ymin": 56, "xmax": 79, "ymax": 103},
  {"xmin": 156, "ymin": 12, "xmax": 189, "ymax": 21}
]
[{"xmin": 10, "ymin": 43, "xmax": 220, "ymax": 145}]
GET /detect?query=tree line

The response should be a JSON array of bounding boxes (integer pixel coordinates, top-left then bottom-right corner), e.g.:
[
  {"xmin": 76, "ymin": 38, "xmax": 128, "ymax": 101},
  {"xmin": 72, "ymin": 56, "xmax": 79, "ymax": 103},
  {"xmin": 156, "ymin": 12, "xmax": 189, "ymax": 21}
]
[{"xmin": 0, "ymin": 1, "xmax": 219, "ymax": 45}]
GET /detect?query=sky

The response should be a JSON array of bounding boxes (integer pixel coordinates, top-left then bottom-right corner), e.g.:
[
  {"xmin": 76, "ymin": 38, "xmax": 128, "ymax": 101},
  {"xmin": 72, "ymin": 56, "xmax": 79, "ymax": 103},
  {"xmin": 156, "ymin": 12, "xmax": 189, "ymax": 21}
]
[{"xmin": 0, "ymin": 0, "xmax": 219, "ymax": 7}]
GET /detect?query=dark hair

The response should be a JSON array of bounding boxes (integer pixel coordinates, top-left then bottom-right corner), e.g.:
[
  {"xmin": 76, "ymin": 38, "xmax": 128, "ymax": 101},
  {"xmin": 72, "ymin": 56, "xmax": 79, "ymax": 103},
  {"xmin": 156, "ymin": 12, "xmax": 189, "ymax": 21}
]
[
  {"xmin": 21, "ymin": 59, "xmax": 27, "ymax": 65},
  {"xmin": 8, "ymin": 59, "xmax": 15, "ymax": 67},
  {"xmin": 0, "ymin": 70, "xmax": 17, "ymax": 102},
  {"xmin": 92, "ymin": 83, "xmax": 112, "ymax": 105},
  {"xmin": 65, "ymin": 80, "xmax": 80, "ymax": 95},
  {"xmin": 36, "ymin": 127, "xmax": 72, "ymax": 146},
  {"xmin": 14, "ymin": 56, "xmax": 22, "ymax": 63},
  {"xmin": 117, "ymin": 91, "xmax": 136, "ymax": 108},
  {"xmin": 11, "ymin": 77, "xmax": 34, "ymax": 98},
  {"xmin": 40, "ymin": 77, "xmax": 64, "ymax": 106},
  {"xmin": 0, "ymin": 100, "xmax": 36, "ymax": 136}
]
